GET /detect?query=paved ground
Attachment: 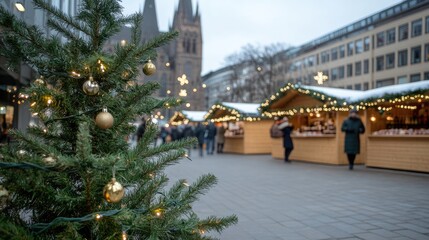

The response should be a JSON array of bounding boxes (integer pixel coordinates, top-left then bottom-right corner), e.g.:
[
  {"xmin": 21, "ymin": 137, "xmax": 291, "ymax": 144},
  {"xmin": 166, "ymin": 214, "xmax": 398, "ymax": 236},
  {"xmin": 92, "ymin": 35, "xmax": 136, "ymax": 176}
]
[{"xmin": 166, "ymin": 150, "xmax": 429, "ymax": 240}]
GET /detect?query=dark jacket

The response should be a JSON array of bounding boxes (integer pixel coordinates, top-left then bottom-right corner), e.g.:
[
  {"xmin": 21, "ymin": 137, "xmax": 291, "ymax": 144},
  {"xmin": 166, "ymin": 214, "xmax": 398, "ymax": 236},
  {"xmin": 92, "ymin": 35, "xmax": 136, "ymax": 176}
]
[
  {"xmin": 194, "ymin": 124, "xmax": 206, "ymax": 144},
  {"xmin": 341, "ymin": 117, "xmax": 365, "ymax": 154},
  {"xmin": 206, "ymin": 123, "xmax": 217, "ymax": 139},
  {"xmin": 182, "ymin": 125, "xmax": 194, "ymax": 138},
  {"xmin": 136, "ymin": 121, "xmax": 146, "ymax": 141},
  {"xmin": 281, "ymin": 126, "xmax": 294, "ymax": 149}
]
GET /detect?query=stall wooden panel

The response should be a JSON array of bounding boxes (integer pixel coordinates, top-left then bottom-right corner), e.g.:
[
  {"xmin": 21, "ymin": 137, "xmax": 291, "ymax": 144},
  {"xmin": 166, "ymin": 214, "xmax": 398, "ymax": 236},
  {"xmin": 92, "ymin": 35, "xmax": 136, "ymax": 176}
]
[
  {"xmin": 223, "ymin": 120, "xmax": 272, "ymax": 154},
  {"xmin": 367, "ymin": 136, "xmax": 429, "ymax": 173},
  {"xmin": 242, "ymin": 120, "xmax": 272, "ymax": 154},
  {"xmin": 271, "ymin": 138, "xmax": 284, "ymax": 159},
  {"xmin": 223, "ymin": 136, "xmax": 245, "ymax": 154}
]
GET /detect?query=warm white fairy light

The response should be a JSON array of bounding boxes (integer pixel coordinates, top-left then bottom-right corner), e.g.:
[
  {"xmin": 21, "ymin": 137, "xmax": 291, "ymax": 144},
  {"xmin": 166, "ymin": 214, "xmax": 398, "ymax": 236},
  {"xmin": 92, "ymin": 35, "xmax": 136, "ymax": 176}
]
[
  {"xmin": 202, "ymin": 84, "xmax": 207, "ymax": 88},
  {"xmin": 193, "ymin": 88, "xmax": 197, "ymax": 92},
  {"xmin": 167, "ymin": 90, "xmax": 171, "ymax": 94},
  {"xmin": 122, "ymin": 231, "xmax": 127, "ymax": 240},
  {"xmin": 95, "ymin": 214, "xmax": 102, "ymax": 220},
  {"xmin": 186, "ymin": 103, "xmax": 191, "ymax": 108}
]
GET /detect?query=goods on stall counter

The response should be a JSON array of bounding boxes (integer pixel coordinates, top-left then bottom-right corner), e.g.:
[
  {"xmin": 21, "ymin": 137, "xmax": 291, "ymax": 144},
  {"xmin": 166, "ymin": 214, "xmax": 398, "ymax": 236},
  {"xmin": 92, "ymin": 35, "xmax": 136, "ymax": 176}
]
[{"xmin": 372, "ymin": 128, "xmax": 429, "ymax": 135}]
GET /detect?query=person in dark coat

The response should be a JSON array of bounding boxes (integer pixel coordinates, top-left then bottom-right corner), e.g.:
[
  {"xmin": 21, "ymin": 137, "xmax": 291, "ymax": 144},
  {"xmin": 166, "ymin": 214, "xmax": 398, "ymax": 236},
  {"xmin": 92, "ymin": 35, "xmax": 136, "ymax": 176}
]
[
  {"xmin": 341, "ymin": 109, "xmax": 365, "ymax": 170},
  {"xmin": 160, "ymin": 126, "xmax": 168, "ymax": 144},
  {"xmin": 136, "ymin": 117, "xmax": 146, "ymax": 142},
  {"xmin": 216, "ymin": 124, "xmax": 226, "ymax": 153},
  {"xmin": 277, "ymin": 117, "xmax": 294, "ymax": 162},
  {"xmin": 170, "ymin": 126, "xmax": 180, "ymax": 141},
  {"xmin": 194, "ymin": 123, "xmax": 206, "ymax": 157},
  {"xmin": 206, "ymin": 122, "xmax": 217, "ymax": 155},
  {"xmin": 182, "ymin": 123, "xmax": 195, "ymax": 156}
]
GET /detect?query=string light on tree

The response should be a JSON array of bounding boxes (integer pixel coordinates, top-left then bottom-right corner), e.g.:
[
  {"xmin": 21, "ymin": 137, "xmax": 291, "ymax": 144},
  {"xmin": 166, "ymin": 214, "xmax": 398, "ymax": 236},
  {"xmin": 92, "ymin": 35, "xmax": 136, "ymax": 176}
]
[
  {"xmin": 167, "ymin": 90, "xmax": 171, "ymax": 95},
  {"xmin": 314, "ymin": 72, "xmax": 328, "ymax": 85},
  {"xmin": 193, "ymin": 88, "xmax": 197, "ymax": 92},
  {"xmin": 202, "ymin": 84, "xmax": 206, "ymax": 88},
  {"xmin": 186, "ymin": 103, "xmax": 191, "ymax": 108},
  {"xmin": 177, "ymin": 74, "xmax": 189, "ymax": 86}
]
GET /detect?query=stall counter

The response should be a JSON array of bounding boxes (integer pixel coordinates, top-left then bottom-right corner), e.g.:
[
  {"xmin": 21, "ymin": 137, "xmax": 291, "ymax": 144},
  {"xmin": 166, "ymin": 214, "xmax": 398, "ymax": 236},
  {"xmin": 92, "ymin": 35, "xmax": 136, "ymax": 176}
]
[
  {"xmin": 367, "ymin": 135, "xmax": 429, "ymax": 173},
  {"xmin": 223, "ymin": 120, "xmax": 272, "ymax": 154}
]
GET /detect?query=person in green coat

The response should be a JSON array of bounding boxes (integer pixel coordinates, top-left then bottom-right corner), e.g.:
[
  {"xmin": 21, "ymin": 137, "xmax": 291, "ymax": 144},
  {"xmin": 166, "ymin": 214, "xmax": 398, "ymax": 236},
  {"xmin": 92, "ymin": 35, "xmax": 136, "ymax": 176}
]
[{"xmin": 341, "ymin": 109, "xmax": 365, "ymax": 170}]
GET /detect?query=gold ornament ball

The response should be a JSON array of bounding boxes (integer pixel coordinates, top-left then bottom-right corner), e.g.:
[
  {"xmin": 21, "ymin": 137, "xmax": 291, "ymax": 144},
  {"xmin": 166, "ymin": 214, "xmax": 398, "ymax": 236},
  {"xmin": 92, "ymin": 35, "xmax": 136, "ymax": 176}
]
[
  {"xmin": 82, "ymin": 78, "xmax": 100, "ymax": 96},
  {"xmin": 95, "ymin": 110, "xmax": 114, "ymax": 129},
  {"xmin": 103, "ymin": 178, "xmax": 125, "ymax": 203},
  {"xmin": 0, "ymin": 185, "xmax": 9, "ymax": 210},
  {"xmin": 143, "ymin": 60, "xmax": 156, "ymax": 76}
]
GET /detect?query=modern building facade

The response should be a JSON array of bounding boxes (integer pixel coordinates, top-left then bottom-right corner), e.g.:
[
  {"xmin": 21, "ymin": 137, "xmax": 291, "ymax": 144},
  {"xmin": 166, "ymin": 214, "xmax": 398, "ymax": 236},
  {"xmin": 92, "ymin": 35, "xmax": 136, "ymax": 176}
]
[
  {"xmin": 280, "ymin": 0, "xmax": 429, "ymax": 90},
  {"xmin": 107, "ymin": 0, "xmax": 204, "ymax": 112},
  {"xmin": 1, "ymin": 0, "xmax": 81, "ymax": 132},
  {"xmin": 202, "ymin": 66, "xmax": 234, "ymax": 108}
]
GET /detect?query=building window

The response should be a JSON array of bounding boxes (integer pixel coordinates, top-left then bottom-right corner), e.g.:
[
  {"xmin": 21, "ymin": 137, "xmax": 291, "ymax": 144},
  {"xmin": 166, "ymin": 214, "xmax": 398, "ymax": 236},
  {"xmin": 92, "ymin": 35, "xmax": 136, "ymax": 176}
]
[
  {"xmin": 376, "ymin": 78, "xmax": 395, "ymax": 88},
  {"xmin": 376, "ymin": 56, "xmax": 384, "ymax": 71},
  {"xmin": 321, "ymin": 51, "xmax": 330, "ymax": 63},
  {"xmin": 411, "ymin": 46, "xmax": 421, "ymax": 64},
  {"xmin": 355, "ymin": 61, "xmax": 362, "ymax": 76},
  {"xmin": 410, "ymin": 73, "xmax": 421, "ymax": 82},
  {"xmin": 363, "ymin": 82, "xmax": 369, "ymax": 90},
  {"xmin": 355, "ymin": 39, "xmax": 363, "ymax": 54},
  {"xmin": 347, "ymin": 42, "xmax": 354, "ymax": 56},
  {"xmin": 386, "ymin": 28, "xmax": 395, "ymax": 44},
  {"xmin": 338, "ymin": 66, "xmax": 345, "ymax": 79},
  {"xmin": 411, "ymin": 19, "xmax": 422, "ymax": 37},
  {"xmin": 398, "ymin": 75, "xmax": 408, "ymax": 84},
  {"xmin": 376, "ymin": 32, "xmax": 385, "ymax": 47},
  {"xmin": 346, "ymin": 85, "xmax": 353, "ymax": 90},
  {"xmin": 364, "ymin": 37, "xmax": 370, "ymax": 51},
  {"xmin": 386, "ymin": 53, "xmax": 395, "ymax": 69},
  {"xmin": 347, "ymin": 64, "xmax": 353, "ymax": 77},
  {"xmin": 339, "ymin": 45, "xmax": 345, "ymax": 58},
  {"xmin": 363, "ymin": 59, "xmax": 369, "ymax": 74},
  {"xmin": 425, "ymin": 43, "xmax": 429, "ymax": 62},
  {"xmin": 331, "ymin": 48, "xmax": 338, "ymax": 61},
  {"xmin": 426, "ymin": 16, "xmax": 429, "ymax": 33},
  {"xmin": 354, "ymin": 84, "xmax": 362, "ymax": 90},
  {"xmin": 398, "ymin": 49, "xmax": 408, "ymax": 67},
  {"xmin": 398, "ymin": 23, "xmax": 408, "ymax": 41},
  {"xmin": 192, "ymin": 39, "xmax": 197, "ymax": 54},
  {"xmin": 424, "ymin": 72, "xmax": 429, "ymax": 80},
  {"xmin": 331, "ymin": 68, "xmax": 338, "ymax": 80}
]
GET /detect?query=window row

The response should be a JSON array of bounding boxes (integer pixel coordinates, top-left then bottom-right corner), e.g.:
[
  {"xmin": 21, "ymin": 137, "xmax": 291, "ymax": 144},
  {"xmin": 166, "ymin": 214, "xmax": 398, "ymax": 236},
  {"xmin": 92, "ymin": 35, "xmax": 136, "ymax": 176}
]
[
  {"xmin": 377, "ymin": 15, "xmax": 429, "ymax": 47},
  {"xmin": 376, "ymin": 43, "xmax": 429, "ymax": 71}
]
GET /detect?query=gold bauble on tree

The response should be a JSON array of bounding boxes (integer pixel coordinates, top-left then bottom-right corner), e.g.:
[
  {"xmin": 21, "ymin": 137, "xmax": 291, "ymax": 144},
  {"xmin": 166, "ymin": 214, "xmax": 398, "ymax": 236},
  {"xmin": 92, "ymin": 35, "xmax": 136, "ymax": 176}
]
[
  {"xmin": 95, "ymin": 108, "xmax": 114, "ymax": 129},
  {"xmin": 143, "ymin": 59, "xmax": 156, "ymax": 76},
  {"xmin": 82, "ymin": 76, "xmax": 100, "ymax": 96},
  {"xmin": 34, "ymin": 76, "xmax": 45, "ymax": 86},
  {"xmin": 103, "ymin": 178, "xmax": 125, "ymax": 203},
  {"xmin": 0, "ymin": 185, "xmax": 9, "ymax": 210}
]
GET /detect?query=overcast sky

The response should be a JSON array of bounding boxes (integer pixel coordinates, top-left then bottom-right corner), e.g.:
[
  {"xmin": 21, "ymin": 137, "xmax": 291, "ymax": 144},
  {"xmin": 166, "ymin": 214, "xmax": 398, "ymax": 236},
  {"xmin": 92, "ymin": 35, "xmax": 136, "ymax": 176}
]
[{"xmin": 120, "ymin": 0, "xmax": 402, "ymax": 74}]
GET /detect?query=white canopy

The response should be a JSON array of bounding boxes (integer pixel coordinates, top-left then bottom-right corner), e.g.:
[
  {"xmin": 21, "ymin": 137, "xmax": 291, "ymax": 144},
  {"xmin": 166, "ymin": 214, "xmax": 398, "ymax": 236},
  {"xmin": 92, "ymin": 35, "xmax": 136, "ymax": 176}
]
[
  {"xmin": 222, "ymin": 102, "xmax": 260, "ymax": 115},
  {"xmin": 182, "ymin": 110, "xmax": 207, "ymax": 122}
]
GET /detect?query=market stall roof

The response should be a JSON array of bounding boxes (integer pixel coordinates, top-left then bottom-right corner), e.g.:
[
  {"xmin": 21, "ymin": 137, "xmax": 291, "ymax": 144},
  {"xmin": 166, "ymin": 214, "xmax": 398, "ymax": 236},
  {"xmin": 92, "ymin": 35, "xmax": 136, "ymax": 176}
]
[
  {"xmin": 182, "ymin": 110, "xmax": 207, "ymax": 122},
  {"xmin": 205, "ymin": 102, "xmax": 262, "ymax": 122},
  {"xmin": 260, "ymin": 81, "xmax": 429, "ymax": 117},
  {"xmin": 354, "ymin": 80, "xmax": 429, "ymax": 103}
]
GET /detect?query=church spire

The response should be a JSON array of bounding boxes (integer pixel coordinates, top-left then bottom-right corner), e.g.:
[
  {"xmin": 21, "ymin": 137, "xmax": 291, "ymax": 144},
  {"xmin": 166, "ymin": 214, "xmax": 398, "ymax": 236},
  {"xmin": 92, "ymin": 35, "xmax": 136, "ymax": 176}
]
[
  {"xmin": 177, "ymin": 0, "xmax": 193, "ymax": 22},
  {"xmin": 141, "ymin": 0, "xmax": 159, "ymax": 41}
]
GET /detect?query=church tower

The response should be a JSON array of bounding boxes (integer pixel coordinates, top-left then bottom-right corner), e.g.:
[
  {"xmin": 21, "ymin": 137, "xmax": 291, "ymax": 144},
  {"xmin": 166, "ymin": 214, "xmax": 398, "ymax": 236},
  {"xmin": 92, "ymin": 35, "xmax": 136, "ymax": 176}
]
[{"xmin": 170, "ymin": 0, "xmax": 204, "ymax": 111}]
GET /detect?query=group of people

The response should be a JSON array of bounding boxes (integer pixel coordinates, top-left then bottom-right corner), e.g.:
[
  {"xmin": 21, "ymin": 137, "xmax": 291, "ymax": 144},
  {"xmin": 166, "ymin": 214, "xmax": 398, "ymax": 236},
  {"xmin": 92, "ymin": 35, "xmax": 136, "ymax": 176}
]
[
  {"xmin": 276, "ymin": 109, "xmax": 365, "ymax": 170},
  {"xmin": 135, "ymin": 118, "xmax": 227, "ymax": 158}
]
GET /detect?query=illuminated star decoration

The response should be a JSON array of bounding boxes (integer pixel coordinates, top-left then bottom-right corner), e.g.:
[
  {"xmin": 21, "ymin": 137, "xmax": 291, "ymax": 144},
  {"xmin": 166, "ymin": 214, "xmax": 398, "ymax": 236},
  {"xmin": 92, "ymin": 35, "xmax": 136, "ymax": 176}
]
[
  {"xmin": 177, "ymin": 74, "xmax": 189, "ymax": 86},
  {"xmin": 179, "ymin": 89, "xmax": 187, "ymax": 97},
  {"xmin": 314, "ymin": 72, "xmax": 328, "ymax": 85}
]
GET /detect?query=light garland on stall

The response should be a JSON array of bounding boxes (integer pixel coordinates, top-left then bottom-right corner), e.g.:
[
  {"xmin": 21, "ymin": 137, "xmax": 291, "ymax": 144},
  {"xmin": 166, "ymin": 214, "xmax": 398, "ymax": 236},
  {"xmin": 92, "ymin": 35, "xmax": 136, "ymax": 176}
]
[
  {"xmin": 204, "ymin": 104, "xmax": 262, "ymax": 122},
  {"xmin": 260, "ymin": 82, "xmax": 429, "ymax": 118}
]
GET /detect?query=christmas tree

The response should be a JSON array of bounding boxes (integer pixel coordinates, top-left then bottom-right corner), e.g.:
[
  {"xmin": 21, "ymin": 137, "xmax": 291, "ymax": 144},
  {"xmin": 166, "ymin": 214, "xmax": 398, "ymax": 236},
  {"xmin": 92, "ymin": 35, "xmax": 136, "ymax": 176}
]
[{"xmin": 0, "ymin": 0, "xmax": 237, "ymax": 239}]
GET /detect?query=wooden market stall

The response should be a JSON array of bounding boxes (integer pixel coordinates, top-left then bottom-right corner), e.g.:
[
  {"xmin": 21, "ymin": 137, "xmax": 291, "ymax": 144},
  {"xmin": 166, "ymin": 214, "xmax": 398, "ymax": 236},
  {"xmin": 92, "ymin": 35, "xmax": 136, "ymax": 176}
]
[
  {"xmin": 169, "ymin": 110, "xmax": 207, "ymax": 125},
  {"xmin": 205, "ymin": 102, "xmax": 272, "ymax": 154},
  {"xmin": 354, "ymin": 81, "xmax": 429, "ymax": 173},
  {"xmin": 260, "ymin": 83, "xmax": 367, "ymax": 165}
]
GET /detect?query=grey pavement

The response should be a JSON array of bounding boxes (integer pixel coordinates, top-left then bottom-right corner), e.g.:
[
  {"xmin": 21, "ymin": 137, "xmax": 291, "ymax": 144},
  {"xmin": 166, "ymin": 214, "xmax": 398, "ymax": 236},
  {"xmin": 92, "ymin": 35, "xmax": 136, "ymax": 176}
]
[{"xmin": 166, "ymin": 150, "xmax": 429, "ymax": 240}]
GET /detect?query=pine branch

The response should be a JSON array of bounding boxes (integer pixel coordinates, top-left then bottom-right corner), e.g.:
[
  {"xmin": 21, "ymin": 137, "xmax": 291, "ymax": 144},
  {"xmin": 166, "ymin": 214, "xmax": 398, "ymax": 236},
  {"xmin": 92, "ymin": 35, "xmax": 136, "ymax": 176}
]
[
  {"xmin": 32, "ymin": 0, "xmax": 92, "ymax": 36},
  {"xmin": 76, "ymin": 122, "xmax": 92, "ymax": 163},
  {"xmin": 198, "ymin": 215, "xmax": 239, "ymax": 234},
  {"xmin": 9, "ymin": 130, "xmax": 62, "ymax": 158}
]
